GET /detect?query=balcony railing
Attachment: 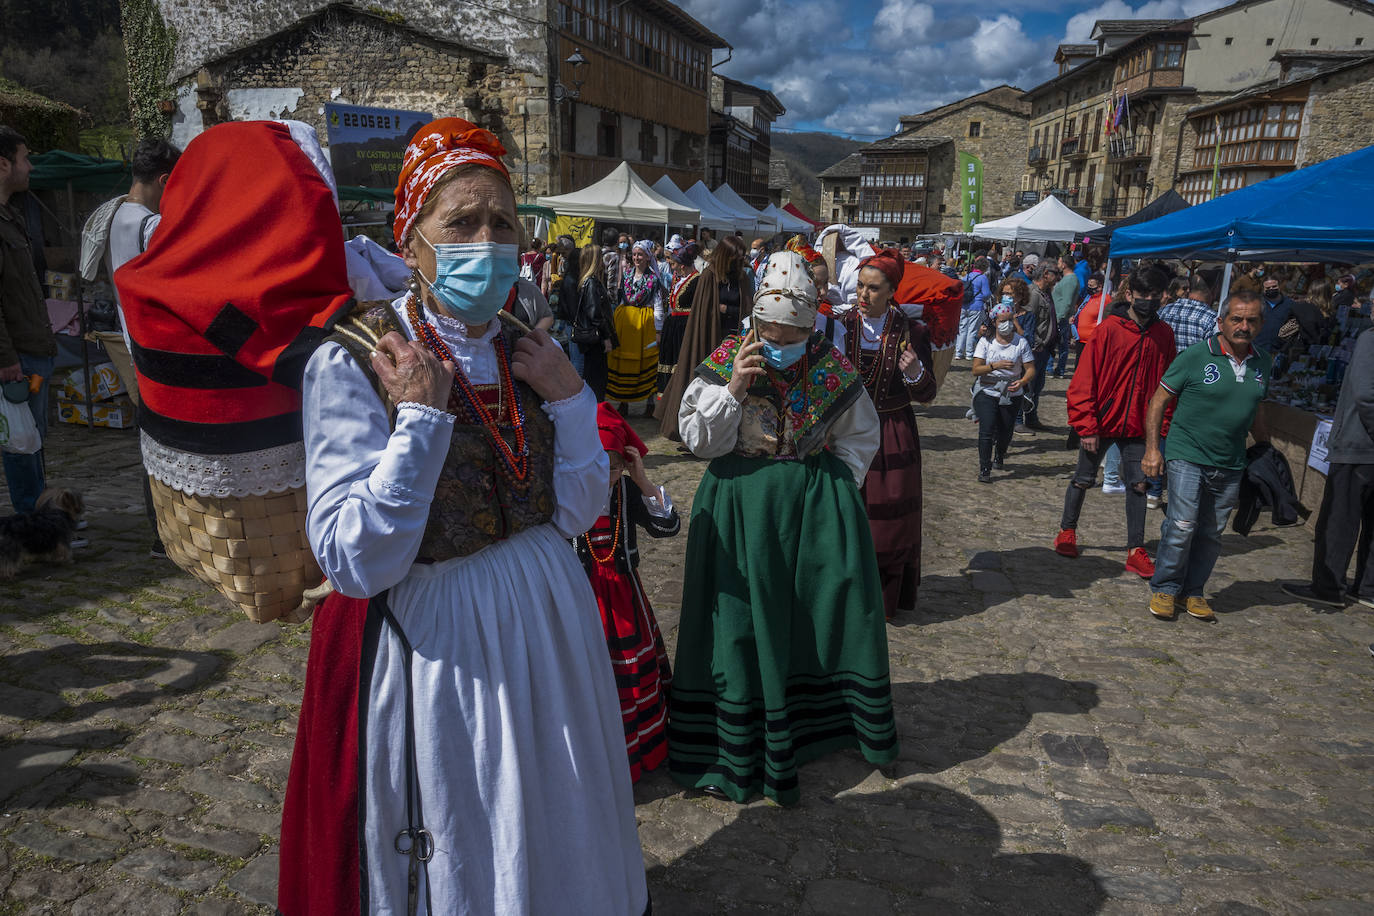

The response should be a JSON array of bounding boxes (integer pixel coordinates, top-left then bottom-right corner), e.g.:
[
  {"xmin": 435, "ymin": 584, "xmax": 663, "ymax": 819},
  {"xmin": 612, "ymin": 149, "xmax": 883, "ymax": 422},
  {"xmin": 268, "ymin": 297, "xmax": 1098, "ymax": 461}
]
[
  {"xmin": 1060, "ymin": 136, "xmax": 1086, "ymax": 159},
  {"xmin": 1028, "ymin": 146, "xmax": 1048, "ymax": 167},
  {"xmin": 1107, "ymin": 133, "xmax": 1151, "ymax": 162},
  {"xmin": 1097, "ymin": 197, "xmax": 1128, "ymax": 219},
  {"xmin": 1049, "ymin": 188, "xmax": 1079, "ymax": 207}
]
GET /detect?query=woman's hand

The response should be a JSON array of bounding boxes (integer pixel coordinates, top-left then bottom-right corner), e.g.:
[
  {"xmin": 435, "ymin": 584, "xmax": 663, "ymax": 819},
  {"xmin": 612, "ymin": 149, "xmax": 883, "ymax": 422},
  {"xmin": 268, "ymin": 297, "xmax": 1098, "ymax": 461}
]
[
  {"xmin": 624, "ymin": 446, "xmax": 653, "ymax": 491},
  {"xmin": 727, "ymin": 330, "xmax": 766, "ymax": 402},
  {"xmin": 898, "ymin": 346, "xmax": 922, "ymax": 378},
  {"xmin": 991, "ymin": 359, "xmax": 1015, "ymax": 370},
  {"xmin": 372, "ymin": 332, "xmax": 454, "ymax": 409},
  {"xmin": 1007, "ymin": 378, "xmax": 1023, "ymax": 393},
  {"xmin": 512, "ymin": 328, "xmax": 585, "ymax": 402},
  {"xmin": 603, "ymin": 339, "xmax": 613, "ymax": 354}
]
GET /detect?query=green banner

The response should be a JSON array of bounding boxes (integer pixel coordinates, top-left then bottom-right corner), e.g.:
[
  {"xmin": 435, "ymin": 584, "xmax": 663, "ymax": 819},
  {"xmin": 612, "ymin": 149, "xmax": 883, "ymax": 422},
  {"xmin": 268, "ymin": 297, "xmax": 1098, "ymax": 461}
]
[{"xmin": 959, "ymin": 151, "xmax": 983, "ymax": 232}]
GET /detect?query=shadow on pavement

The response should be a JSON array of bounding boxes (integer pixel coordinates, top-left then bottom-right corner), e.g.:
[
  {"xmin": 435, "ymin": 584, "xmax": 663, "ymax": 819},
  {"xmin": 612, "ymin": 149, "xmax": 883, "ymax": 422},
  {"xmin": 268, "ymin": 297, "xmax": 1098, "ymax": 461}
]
[
  {"xmin": 891, "ymin": 673, "xmax": 1098, "ymax": 774},
  {"xmin": 0, "ymin": 641, "xmax": 224, "ymax": 724},
  {"xmin": 648, "ymin": 780, "xmax": 1105, "ymax": 914}
]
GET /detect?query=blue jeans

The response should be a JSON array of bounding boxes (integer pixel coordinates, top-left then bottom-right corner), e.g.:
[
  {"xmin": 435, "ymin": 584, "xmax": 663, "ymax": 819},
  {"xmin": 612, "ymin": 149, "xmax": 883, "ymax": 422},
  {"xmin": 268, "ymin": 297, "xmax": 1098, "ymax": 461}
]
[
  {"xmin": 567, "ymin": 339, "xmax": 586, "ymax": 378},
  {"xmin": 955, "ymin": 309, "xmax": 984, "ymax": 358},
  {"xmin": 1051, "ymin": 315, "xmax": 1073, "ymax": 375},
  {"xmin": 2, "ymin": 353, "xmax": 53, "ymax": 512},
  {"xmin": 1103, "ymin": 443, "xmax": 1121, "ymax": 488},
  {"xmin": 1149, "ymin": 459, "xmax": 1242, "ymax": 598},
  {"xmin": 1146, "ymin": 436, "xmax": 1166, "ymax": 498}
]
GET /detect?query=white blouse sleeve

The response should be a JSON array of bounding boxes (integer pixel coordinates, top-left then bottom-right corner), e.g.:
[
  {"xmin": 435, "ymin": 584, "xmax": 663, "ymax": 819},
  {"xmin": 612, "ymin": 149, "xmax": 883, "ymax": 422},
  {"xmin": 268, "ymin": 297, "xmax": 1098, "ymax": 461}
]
[
  {"xmin": 653, "ymin": 287, "xmax": 667, "ymax": 331},
  {"xmin": 827, "ymin": 393, "xmax": 882, "ymax": 484},
  {"xmin": 303, "ymin": 342, "xmax": 455, "ymax": 598},
  {"xmin": 679, "ymin": 376, "xmax": 742, "ymax": 459},
  {"xmin": 542, "ymin": 385, "xmax": 610, "ymax": 538}
]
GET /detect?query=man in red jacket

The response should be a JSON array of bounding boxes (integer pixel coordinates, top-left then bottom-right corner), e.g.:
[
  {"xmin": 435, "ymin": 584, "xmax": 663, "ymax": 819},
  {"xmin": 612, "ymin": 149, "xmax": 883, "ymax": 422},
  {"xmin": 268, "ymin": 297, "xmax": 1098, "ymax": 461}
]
[{"xmin": 1054, "ymin": 264, "xmax": 1176, "ymax": 577}]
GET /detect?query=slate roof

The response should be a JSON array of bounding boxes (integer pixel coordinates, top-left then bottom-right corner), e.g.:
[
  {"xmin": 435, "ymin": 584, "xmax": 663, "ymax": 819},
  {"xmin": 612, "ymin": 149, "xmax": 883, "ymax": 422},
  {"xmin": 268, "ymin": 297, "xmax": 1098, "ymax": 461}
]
[{"xmin": 817, "ymin": 152, "xmax": 864, "ymax": 180}]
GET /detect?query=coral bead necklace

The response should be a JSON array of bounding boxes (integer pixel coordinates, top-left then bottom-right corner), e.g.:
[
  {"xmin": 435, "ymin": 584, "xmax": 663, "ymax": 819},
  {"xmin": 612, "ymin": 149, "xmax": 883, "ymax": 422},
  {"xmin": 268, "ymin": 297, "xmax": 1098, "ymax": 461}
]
[{"xmin": 406, "ymin": 294, "xmax": 529, "ymax": 481}]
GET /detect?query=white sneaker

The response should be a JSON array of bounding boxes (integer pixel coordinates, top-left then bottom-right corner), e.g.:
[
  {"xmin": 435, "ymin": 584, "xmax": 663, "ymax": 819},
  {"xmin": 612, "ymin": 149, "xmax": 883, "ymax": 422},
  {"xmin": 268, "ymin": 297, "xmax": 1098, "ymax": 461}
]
[
  {"xmin": 1101, "ymin": 482, "xmax": 1126, "ymax": 495},
  {"xmin": 69, "ymin": 537, "xmax": 90, "ymax": 549},
  {"xmin": 1146, "ymin": 494, "xmax": 1161, "ymax": 510}
]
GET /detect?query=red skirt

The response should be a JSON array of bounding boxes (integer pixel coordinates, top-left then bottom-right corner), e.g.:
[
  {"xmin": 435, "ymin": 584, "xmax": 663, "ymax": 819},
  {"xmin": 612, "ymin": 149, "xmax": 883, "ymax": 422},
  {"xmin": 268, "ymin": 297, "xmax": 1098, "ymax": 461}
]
[
  {"xmin": 586, "ymin": 522, "xmax": 672, "ymax": 782},
  {"xmin": 861, "ymin": 407, "xmax": 924, "ymax": 616}
]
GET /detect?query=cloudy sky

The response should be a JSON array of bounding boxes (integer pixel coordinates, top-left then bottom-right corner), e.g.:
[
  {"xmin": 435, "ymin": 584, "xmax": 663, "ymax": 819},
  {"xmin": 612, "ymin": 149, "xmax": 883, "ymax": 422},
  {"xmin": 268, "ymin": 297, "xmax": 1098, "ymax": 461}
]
[{"xmin": 676, "ymin": 0, "xmax": 1224, "ymax": 137}]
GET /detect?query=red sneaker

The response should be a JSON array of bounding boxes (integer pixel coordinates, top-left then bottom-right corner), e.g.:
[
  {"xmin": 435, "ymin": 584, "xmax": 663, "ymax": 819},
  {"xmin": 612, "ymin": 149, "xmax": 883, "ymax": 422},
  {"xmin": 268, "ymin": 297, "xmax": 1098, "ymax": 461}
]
[
  {"xmin": 1126, "ymin": 548, "xmax": 1156, "ymax": 579},
  {"xmin": 1053, "ymin": 529, "xmax": 1079, "ymax": 558}
]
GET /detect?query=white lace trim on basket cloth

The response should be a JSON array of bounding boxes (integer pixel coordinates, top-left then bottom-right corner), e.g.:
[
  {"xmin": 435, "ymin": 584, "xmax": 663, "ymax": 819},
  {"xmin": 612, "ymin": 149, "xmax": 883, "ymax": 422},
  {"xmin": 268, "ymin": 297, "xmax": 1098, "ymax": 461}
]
[{"xmin": 140, "ymin": 432, "xmax": 306, "ymax": 498}]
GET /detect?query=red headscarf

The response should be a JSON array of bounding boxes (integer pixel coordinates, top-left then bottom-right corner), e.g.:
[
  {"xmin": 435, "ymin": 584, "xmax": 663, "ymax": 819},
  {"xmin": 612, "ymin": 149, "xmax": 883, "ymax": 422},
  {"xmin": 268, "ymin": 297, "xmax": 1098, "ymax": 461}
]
[
  {"xmin": 596, "ymin": 403, "xmax": 648, "ymax": 458},
  {"xmin": 393, "ymin": 117, "xmax": 510, "ymax": 247},
  {"xmin": 115, "ymin": 120, "xmax": 354, "ymax": 456},
  {"xmin": 858, "ymin": 248, "xmax": 905, "ymax": 290}
]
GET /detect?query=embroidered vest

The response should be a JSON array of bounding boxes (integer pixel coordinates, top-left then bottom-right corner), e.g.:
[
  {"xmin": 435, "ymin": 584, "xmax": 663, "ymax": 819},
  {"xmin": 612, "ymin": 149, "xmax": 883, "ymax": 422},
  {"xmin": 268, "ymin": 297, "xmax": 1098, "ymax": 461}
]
[
  {"xmin": 695, "ymin": 333, "xmax": 864, "ymax": 459},
  {"xmin": 327, "ymin": 302, "xmax": 556, "ymax": 563}
]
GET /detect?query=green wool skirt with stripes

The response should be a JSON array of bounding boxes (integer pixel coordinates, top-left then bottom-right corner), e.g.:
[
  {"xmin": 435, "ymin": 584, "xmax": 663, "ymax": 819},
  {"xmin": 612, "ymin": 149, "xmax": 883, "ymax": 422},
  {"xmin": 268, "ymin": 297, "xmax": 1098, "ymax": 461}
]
[{"xmin": 667, "ymin": 450, "xmax": 898, "ymax": 805}]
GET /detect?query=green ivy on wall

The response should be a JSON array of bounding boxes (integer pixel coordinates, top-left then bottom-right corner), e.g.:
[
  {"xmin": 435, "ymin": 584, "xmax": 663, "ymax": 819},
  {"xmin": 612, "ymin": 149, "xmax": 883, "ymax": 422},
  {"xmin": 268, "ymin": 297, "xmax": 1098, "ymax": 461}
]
[{"xmin": 120, "ymin": 0, "xmax": 177, "ymax": 139}]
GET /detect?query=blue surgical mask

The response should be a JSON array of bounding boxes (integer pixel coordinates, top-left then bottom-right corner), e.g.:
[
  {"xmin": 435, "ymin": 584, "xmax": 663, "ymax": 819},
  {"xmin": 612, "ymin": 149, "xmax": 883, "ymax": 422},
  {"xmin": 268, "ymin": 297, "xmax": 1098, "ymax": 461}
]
[
  {"xmin": 619, "ymin": 242, "xmax": 630, "ymax": 251},
  {"xmin": 416, "ymin": 232, "xmax": 519, "ymax": 325},
  {"xmin": 761, "ymin": 339, "xmax": 808, "ymax": 369},
  {"xmin": 999, "ymin": 295, "xmax": 1014, "ymax": 308}
]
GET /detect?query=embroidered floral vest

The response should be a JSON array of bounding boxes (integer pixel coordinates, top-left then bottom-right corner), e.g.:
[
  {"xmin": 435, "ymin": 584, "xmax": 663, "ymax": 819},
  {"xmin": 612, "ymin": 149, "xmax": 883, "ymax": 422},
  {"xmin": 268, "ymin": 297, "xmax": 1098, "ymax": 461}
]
[
  {"xmin": 327, "ymin": 302, "xmax": 556, "ymax": 563},
  {"xmin": 695, "ymin": 333, "xmax": 864, "ymax": 459}
]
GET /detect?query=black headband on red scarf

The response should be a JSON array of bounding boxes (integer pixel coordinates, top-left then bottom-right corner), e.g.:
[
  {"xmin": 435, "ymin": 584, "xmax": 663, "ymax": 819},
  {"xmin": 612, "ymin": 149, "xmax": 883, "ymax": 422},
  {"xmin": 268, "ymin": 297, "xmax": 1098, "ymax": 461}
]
[{"xmin": 116, "ymin": 121, "xmax": 354, "ymax": 455}]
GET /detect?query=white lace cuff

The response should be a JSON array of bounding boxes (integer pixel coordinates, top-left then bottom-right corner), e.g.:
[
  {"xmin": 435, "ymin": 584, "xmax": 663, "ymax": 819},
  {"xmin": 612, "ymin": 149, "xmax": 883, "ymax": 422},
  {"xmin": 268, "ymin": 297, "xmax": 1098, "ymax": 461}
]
[{"xmin": 396, "ymin": 402, "xmax": 457, "ymax": 424}]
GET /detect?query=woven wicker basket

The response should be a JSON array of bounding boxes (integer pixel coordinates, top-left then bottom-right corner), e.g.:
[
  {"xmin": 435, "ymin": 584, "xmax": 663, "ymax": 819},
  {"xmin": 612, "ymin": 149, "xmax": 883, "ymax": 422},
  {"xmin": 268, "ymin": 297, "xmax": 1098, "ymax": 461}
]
[{"xmin": 148, "ymin": 476, "xmax": 323, "ymax": 624}]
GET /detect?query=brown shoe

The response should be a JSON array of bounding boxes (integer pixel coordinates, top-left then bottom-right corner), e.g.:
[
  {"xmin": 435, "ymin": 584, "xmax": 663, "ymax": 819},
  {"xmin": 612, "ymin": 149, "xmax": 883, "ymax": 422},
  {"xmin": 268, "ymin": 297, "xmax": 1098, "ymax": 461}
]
[
  {"xmin": 1184, "ymin": 597, "xmax": 1216, "ymax": 621},
  {"xmin": 1149, "ymin": 592, "xmax": 1177, "ymax": 620}
]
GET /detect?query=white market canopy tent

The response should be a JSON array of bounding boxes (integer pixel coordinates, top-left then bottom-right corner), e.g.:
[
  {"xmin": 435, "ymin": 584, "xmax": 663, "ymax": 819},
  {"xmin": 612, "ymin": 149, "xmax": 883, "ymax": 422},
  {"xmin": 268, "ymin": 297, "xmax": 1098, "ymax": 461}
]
[
  {"xmin": 713, "ymin": 182, "xmax": 776, "ymax": 232},
  {"xmin": 652, "ymin": 176, "xmax": 741, "ymax": 233},
  {"xmin": 684, "ymin": 181, "xmax": 758, "ymax": 233},
  {"xmin": 537, "ymin": 161, "xmax": 698, "ymax": 226},
  {"xmin": 972, "ymin": 194, "xmax": 1103, "ymax": 243},
  {"xmin": 764, "ymin": 203, "xmax": 810, "ymax": 234}
]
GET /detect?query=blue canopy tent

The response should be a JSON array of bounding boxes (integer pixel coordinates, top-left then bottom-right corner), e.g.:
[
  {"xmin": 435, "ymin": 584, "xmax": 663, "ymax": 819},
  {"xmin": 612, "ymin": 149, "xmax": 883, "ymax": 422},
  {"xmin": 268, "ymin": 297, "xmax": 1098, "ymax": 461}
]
[{"xmin": 1110, "ymin": 145, "xmax": 1374, "ymax": 264}]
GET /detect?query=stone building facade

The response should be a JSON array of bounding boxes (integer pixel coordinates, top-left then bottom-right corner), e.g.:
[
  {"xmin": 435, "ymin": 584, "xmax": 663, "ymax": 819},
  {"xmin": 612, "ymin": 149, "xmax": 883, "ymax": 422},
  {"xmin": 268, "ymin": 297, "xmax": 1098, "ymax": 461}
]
[
  {"xmin": 817, "ymin": 153, "xmax": 863, "ymax": 228},
  {"xmin": 707, "ymin": 76, "xmax": 784, "ymax": 209},
  {"xmin": 158, "ymin": 0, "xmax": 728, "ymax": 202},
  {"xmin": 896, "ymin": 86, "xmax": 1030, "ymax": 233},
  {"xmin": 1020, "ymin": 0, "xmax": 1374, "ymax": 220}
]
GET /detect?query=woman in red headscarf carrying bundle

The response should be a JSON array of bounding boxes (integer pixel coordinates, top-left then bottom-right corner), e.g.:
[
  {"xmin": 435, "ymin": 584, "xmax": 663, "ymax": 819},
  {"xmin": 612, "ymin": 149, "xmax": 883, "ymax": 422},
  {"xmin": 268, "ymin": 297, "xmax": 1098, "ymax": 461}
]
[
  {"xmin": 843, "ymin": 248, "xmax": 937, "ymax": 621},
  {"xmin": 277, "ymin": 119, "xmax": 649, "ymax": 916}
]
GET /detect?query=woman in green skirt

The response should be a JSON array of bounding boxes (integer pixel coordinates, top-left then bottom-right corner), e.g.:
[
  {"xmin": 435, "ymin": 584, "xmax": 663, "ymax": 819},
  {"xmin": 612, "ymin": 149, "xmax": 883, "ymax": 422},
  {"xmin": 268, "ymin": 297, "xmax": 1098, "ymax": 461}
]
[{"xmin": 669, "ymin": 250, "xmax": 896, "ymax": 805}]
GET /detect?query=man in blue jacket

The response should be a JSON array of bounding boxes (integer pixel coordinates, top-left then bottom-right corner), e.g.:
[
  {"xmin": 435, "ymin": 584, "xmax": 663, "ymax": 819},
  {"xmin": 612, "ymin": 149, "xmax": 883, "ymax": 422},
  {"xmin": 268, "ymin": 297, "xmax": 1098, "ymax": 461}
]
[
  {"xmin": 955, "ymin": 256, "xmax": 991, "ymax": 359},
  {"xmin": 1282, "ymin": 327, "xmax": 1374, "ymax": 609}
]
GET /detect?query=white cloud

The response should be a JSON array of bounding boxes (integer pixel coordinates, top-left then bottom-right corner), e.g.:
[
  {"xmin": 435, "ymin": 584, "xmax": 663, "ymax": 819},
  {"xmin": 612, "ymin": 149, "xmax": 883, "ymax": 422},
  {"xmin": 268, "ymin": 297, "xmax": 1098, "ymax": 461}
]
[
  {"xmin": 872, "ymin": 0, "xmax": 936, "ymax": 52},
  {"xmin": 1061, "ymin": 0, "xmax": 1227, "ymax": 44}
]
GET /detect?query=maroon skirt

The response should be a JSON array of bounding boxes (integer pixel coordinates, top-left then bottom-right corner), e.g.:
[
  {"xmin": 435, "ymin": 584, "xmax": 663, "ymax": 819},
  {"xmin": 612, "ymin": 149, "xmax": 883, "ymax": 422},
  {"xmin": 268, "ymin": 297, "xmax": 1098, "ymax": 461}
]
[{"xmin": 861, "ymin": 407, "xmax": 923, "ymax": 616}]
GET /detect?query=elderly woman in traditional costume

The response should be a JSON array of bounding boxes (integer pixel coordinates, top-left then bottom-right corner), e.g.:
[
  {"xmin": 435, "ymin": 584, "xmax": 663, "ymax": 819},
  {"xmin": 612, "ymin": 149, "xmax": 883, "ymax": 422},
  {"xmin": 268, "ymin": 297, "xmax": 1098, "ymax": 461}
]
[
  {"xmin": 844, "ymin": 248, "xmax": 937, "ymax": 620},
  {"xmin": 608, "ymin": 239, "xmax": 661, "ymax": 415},
  {"xmin": 668, "ymin": 251, "xmax": 895, "ymax": 805},
  {"xmin": 278, "ymin": 118, "xmax": 648, "ymax": 916}
]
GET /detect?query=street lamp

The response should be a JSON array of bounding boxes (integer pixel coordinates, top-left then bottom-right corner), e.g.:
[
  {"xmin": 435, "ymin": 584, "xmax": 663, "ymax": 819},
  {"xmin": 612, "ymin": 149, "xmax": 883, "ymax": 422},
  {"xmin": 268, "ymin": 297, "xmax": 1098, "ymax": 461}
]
[{"xmin": 553, "ymin": 49, "xmax": 588, "ymax": 102}]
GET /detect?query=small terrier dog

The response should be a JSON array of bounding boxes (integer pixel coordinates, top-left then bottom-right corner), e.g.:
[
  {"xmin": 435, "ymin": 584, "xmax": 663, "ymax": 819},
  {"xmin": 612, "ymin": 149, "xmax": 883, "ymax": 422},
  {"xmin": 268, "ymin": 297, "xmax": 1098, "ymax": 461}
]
[{"xmin": 0, "ymin": 487, "xmax": 84, "ymax": 580}]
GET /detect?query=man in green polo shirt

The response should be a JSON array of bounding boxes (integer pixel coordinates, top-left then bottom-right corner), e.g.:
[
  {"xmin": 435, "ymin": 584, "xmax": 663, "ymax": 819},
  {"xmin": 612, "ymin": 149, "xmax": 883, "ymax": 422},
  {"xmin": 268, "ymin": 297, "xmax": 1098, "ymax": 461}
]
[{"xmin": 1141, "ymin": 289, "xmax": 1270, "ymax": 622}]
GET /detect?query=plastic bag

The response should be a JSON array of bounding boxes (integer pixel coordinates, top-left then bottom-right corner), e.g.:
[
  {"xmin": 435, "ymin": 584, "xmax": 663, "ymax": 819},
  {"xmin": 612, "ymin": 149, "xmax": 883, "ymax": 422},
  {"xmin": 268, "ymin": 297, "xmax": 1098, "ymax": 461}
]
[{"xmin": 0, "ymin": 397, "xmax": 41, "ymax": 454}]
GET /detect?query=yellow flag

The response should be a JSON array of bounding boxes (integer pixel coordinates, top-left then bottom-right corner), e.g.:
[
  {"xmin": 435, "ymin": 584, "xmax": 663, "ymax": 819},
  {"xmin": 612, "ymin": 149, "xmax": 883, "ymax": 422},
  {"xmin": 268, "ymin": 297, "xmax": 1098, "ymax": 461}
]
[{"xmin": 549, "ymin": 215, "xmax": 595, "ymax": 246}]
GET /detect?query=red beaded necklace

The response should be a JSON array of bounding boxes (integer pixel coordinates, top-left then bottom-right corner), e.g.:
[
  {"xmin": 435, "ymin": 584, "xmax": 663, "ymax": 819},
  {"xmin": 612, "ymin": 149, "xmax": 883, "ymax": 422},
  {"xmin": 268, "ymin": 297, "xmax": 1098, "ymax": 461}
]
[{"xmin": 405, "ymin": 295, "xmax": 529, "ymax": 481}]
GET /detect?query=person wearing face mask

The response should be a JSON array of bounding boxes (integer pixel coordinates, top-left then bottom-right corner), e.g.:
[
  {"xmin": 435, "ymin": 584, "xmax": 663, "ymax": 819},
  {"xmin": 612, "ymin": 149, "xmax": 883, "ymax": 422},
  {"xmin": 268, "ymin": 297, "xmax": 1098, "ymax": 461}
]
[
  {"xmin": 973, "ymin": 302, "xmax": 1034, "ymax": 481},
  {"xmin": 282, "ymin": 118, "xmax": 648, "ymax": 916},
  {"xmin": 843, "ymin": 248, "xmax": 937, "ymax": 619},
  {"xmin": 672, "ymin": 251, "xmax": 890, "ymax": 805},
  {"xmin": 572, "ymin": 403, "xmax": 680, "ymax": 782},
  {"xmin": 1055, "ymin": 264, "xmax": 1176, "ymax": 579},
  {"xmin": 1252, "ymin": 270, "xmax": 1296, "ymax": 353}
]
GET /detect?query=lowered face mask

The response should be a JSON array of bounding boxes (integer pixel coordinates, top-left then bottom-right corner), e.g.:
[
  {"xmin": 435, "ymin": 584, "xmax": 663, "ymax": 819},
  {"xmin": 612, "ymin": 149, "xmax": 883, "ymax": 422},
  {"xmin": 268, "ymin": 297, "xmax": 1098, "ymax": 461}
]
[
  {"xmin": 415, "ymin": 231, "xmax": 519, "ymax": 326},
  {"xmin": 997, "ymin": 320, "xmax": 1014, "ymax": 336},
  {"xmin": 761, "ymin": 339, "xmax": 808, "ymax": 369}
]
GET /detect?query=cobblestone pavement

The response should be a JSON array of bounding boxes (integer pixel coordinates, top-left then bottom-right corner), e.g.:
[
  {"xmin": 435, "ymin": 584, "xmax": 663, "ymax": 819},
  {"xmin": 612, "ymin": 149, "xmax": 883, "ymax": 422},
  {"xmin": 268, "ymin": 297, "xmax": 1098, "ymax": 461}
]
[{"xmin": 1, "ymin": 364, "xmax": 1372, "ymax": 915}]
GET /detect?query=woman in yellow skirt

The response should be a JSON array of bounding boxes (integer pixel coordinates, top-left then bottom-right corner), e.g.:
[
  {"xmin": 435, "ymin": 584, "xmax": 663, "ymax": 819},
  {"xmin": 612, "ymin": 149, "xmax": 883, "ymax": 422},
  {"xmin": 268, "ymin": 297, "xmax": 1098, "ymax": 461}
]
[{"xmin": 608, "ymin": 239, "xmax": 662, "ymax": 416}]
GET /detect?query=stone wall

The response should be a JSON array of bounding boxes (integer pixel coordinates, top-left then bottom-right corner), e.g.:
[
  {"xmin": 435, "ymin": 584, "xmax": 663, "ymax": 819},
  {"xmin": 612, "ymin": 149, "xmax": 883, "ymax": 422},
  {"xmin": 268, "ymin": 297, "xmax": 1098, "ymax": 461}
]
[
  {"xmin": 170, "ymin": 8, "xmax": 555, "ymax": 198},
  {"xmin": 908, "ymin": 102, "xmax": 1029, "ymax": 233},
  {"xmin": 1296, "ymin": 60, "xmax": 1374, "ymax": 167}
]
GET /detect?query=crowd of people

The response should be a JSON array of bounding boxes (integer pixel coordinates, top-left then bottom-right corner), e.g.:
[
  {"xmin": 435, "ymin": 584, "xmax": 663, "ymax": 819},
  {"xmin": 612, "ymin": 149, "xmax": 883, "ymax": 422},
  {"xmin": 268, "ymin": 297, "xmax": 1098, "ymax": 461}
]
[{"xmin": 3, "ymin": 117, "xmax": 1374, "ymax": 914}]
